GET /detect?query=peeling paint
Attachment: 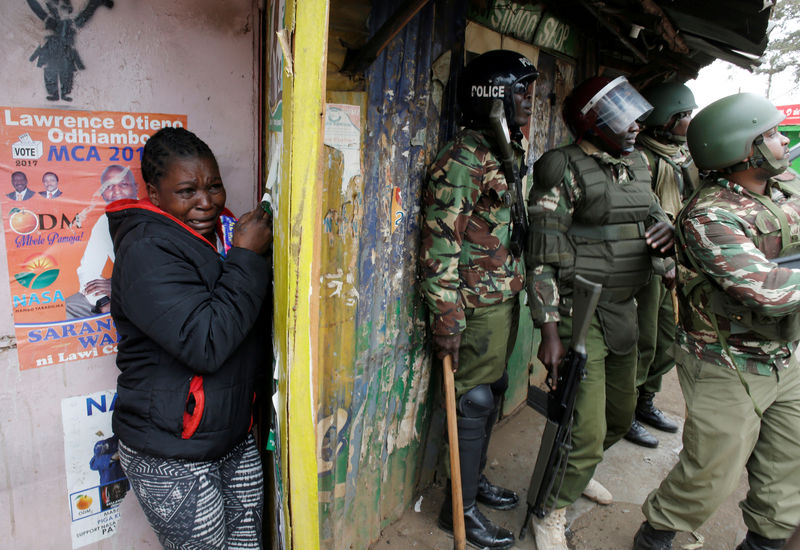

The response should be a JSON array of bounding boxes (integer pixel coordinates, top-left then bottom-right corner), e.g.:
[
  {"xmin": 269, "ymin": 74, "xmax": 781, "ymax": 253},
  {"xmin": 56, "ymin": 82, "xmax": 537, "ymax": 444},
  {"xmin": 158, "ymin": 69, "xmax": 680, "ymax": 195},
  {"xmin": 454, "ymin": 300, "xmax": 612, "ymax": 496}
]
[
  {"xmin": 0, "ymin": 335, "xmax": 17, "ymax": 351},
  {"xmin": 316, "ymin": 3, "xmax": 468, "ymax": 549}
]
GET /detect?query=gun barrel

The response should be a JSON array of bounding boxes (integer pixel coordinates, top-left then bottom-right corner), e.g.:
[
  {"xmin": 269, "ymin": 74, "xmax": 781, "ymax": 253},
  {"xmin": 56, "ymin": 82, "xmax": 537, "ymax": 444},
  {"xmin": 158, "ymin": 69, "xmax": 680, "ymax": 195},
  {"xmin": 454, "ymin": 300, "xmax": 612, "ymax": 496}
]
[
  {"xmin": 487, "ymin": 99, "xmax": 528, "ymax": 257},
  {"xmin": 521, "ymin": 276, "xmax": 602, "ymax": 527},
  {"xmin": 570, "ymin": 275, "xmax": 602, "ymax": 354},
  {"xmin": 775, "ymin": 253, "xmax": 800, "ymax": 270}
]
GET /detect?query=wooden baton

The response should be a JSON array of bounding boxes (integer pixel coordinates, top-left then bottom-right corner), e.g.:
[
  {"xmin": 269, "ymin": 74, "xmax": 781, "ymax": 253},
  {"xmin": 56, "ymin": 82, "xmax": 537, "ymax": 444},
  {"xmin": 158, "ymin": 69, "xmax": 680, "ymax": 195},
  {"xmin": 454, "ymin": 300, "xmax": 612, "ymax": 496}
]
[
  {"xmin": 671, "ymin": 288, "xmax": 679, "ymax": 325},
  {"xmin": 443, "ymin": 354, "xmax": 466, "ymax": 550}
]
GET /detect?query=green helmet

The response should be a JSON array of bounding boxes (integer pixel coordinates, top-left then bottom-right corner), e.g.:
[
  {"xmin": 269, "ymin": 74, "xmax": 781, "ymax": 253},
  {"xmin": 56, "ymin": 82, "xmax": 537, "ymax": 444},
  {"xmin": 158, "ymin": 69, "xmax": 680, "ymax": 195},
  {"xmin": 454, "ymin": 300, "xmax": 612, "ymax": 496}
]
[
  {"xmin": 640, "ymin": 82, "xmax": 697, "ymax": 127},
  {"xmin": 687, "ymin": 93, "xmax": 786, "ymax": 173}
]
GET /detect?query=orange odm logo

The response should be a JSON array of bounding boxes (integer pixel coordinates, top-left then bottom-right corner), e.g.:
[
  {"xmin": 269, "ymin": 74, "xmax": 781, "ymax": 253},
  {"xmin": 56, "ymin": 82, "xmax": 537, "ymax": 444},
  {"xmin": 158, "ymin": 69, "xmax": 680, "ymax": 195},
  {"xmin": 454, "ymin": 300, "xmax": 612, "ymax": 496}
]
[
  {"xmin": 8, "ymin": 208, "xmax": 39, "ymax": 235},
  {"xmin": 75, "ymin": 494, "xmax": 93, "ymax": 510},
  {"xmin": 14, "ymin": 253, "xmax": 59, "ymax": 289}
]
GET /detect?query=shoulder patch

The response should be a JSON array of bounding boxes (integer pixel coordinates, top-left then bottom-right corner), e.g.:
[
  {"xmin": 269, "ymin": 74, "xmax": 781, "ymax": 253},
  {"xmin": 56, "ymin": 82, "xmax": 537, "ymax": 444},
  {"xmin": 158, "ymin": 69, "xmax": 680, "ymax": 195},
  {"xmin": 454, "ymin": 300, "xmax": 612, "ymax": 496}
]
[{"xmin": 533, "ymin": 149, "xmax": 568, "ymax": 191}]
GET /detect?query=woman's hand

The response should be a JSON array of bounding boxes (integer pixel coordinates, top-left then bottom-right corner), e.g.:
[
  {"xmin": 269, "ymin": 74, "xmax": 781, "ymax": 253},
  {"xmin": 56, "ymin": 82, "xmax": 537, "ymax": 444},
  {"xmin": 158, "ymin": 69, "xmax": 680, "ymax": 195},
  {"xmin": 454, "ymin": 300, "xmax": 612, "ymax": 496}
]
[
  {"xmin": 233, "ymin": 206, "xmax": 273, "ymax": 255},
  {"xmin": 538, "ymin": 322, "xmax": 565, "ymax": 390}
]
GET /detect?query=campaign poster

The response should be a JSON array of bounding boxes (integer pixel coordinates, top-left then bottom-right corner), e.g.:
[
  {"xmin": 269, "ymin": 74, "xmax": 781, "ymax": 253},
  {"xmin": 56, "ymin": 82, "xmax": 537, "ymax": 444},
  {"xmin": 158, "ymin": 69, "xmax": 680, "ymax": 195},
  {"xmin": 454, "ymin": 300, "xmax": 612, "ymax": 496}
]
[
  {"xmin": 62, "ymin": 390, "xmax": 128, "ymax": 548},
  {"xmin": 0, "ymin": 107, "xmax": 187, "ymax": 370}
]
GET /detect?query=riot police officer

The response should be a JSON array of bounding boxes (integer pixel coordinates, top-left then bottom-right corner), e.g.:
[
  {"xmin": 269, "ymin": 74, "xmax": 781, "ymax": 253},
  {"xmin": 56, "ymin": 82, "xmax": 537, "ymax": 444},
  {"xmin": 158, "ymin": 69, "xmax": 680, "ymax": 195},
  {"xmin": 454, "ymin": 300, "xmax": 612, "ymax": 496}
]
[
  {"xmin": 419, "ymin": 49, "xmax": 538, "ymax": 550},
  {"xmin": 634, "ymin": 93, "xmax": 800, "ymax": 550},
  {"xmin": 625, "ymin": 82, "xmax": 699, "ymax": 448},
  {"xmin": 525, "ymin": 75, "xmax": 673, "ymax": 549}
]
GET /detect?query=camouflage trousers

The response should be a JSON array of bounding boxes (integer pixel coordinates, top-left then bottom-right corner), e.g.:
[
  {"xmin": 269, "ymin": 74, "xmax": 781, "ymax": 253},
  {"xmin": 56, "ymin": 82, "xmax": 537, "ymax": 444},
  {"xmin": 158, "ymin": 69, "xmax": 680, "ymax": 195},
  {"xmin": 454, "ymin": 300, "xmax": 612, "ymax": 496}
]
[
  {"xmin": 635, "ymin": 274, "xmax": 676, "ymax": 394},
  {"xmin": 552, "ymin": 312, "xmax": 638, "ymax": 509},
  {"xmin": 454, "ymin": 296, "xmax": 520, "ymax": 397},
  {"xmin": 643, "ymin": 360, "xmax": 800, "ymax": 540}
]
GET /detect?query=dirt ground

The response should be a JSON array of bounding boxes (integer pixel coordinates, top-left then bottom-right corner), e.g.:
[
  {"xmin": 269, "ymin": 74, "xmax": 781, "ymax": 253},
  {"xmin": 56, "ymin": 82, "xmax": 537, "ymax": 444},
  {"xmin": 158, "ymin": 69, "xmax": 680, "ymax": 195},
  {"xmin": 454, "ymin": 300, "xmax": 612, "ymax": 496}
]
[{"xmin": 372, "ymin": 368, "xmax": 751, "ymax": 550}]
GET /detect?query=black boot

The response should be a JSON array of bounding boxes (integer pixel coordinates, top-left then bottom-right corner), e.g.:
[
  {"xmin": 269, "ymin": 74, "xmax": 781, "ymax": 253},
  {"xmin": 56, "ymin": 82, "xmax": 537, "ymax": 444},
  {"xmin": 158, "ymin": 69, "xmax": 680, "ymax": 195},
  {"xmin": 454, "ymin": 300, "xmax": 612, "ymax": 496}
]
[
  {"xmin": 625, "ymin": 419, "xmax": 659, "ymax": 448},
  {"xmin": 735, "ymin": 531, "xmax": 787, "ymax": 550},
  {"xmin": 477, "ymin": 474, "xmax": 519, "ymax": 510},
  {"xmin": 438, "ymin": 501, "xmax": 515, "ymax": 550},
  {"xmin": 438, "ymin": 414, "xmax": 483, "ymax": 533},
  {"xmin": 633, "ymin": 521, "xmax": 675, "ymax": 550},
  {"xmin": 636, "ymin": 392, "xmax": 679, "ymax": 433},
  {"xmin": 476, "ymin": 376, "xmax": 519, "ymax": 510},
  {"xmin": 439, "ymin": 408, "xmax": 514, "ymax": 549}
]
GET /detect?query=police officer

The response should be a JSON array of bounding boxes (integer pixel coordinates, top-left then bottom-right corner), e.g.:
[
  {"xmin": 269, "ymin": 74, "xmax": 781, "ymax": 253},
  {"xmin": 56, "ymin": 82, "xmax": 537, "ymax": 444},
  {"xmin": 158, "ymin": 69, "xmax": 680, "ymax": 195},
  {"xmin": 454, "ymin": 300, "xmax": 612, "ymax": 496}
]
[
  {"xmin": 625, "ymin": 82, "xmax": 699, "ymax": 448},
  {"xmin": 633, "ymin": 93, "xmax": 800, "ymax": 550},
  {"xmin": 525, "ymin": 76, "xmax": 674, "ymax": 549},
  {"xmin": 419, "ymin": 49, "xmax": 538, "ymax": 550}
]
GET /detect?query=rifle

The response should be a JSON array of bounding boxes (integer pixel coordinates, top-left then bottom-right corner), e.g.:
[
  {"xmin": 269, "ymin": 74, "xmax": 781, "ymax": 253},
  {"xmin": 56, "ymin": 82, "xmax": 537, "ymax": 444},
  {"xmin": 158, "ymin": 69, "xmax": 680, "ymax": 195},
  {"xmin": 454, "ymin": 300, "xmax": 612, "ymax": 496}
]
[
  {"xmin": 519, "ymin": 275, "xmax": 602, "ymax": 539},
  {"xmin": 775, "ymin": 252, "xmax": 800, "ymax": 269},
  {"xmin": 488, "ymin": 99, "xmax": 528, "ymax": 258}
]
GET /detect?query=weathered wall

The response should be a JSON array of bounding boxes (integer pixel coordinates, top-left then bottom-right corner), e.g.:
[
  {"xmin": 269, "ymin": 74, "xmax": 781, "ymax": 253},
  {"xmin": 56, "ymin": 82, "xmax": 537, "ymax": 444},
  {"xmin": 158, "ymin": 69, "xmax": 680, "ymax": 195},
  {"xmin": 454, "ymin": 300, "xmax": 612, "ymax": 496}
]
[
  {"xmin": 0, "ymin": 1, "xmax": 259, "ymax": 548},
  {"xmin": 316, "ymin": 1, "xmax": 468, "ymax": 548}
]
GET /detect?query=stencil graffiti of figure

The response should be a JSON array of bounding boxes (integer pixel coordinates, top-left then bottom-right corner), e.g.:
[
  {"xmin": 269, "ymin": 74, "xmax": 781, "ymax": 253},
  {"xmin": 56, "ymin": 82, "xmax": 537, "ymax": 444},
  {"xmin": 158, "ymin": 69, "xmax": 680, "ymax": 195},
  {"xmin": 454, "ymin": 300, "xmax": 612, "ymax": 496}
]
[{"xmin": 27, "ymin": 0, "xmax": 114, "ymax": 102}]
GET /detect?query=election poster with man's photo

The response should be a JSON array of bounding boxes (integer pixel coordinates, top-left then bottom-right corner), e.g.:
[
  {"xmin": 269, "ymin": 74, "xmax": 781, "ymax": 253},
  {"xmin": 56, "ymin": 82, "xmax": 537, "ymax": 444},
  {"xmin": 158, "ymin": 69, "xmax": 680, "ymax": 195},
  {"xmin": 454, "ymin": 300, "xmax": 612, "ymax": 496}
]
[{"xmin": 0, "ymin": 106, "xmax": 187, "ymax": 370}]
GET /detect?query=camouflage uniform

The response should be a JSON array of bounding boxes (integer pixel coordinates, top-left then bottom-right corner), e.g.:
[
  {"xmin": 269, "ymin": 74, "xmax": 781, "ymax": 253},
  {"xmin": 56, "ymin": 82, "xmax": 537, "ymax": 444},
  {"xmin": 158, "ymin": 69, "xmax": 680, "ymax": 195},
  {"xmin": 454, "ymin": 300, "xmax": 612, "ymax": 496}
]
[
  {"xmin": 420, "ymin": 127, "xmax": 524, "ymax": 395},
  {"xmin": 526, "ymin": 140, "xmax": 670, "ymax": 508},
  {"xmin": 634, "ymin": 136, "xmax": 698, "ymax": 397},
  {"xmin": 642, "ymin": 174, "xmax": 800, "ymax": 540}
]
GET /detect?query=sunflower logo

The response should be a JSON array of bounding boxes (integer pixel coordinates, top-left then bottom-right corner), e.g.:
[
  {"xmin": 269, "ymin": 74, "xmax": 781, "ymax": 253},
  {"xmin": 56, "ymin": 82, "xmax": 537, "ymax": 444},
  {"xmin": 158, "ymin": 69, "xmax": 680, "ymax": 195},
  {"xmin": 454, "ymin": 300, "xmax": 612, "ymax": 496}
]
[{"xmin": 14, "ymin": 253, "xmax": 59, "ymax": 289}]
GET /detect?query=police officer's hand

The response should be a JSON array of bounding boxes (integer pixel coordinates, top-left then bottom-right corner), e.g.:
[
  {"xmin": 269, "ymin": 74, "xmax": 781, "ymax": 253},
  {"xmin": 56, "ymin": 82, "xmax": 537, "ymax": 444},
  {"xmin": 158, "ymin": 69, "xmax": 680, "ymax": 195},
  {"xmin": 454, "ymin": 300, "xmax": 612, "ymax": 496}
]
[
  {"xmin": 538, "ymin": 322, "xmax": 565, "ymax": 390},
  {"xmin": 662, "ymin": 267, "xmax": 677, "ymax": 290},
  {"xmin": 646, "ymin": 221, "xmax": 675, "ymax": 256},
  {"xmin": 433, "ymin": 333, "xmax": 461, "ymax": 372}
]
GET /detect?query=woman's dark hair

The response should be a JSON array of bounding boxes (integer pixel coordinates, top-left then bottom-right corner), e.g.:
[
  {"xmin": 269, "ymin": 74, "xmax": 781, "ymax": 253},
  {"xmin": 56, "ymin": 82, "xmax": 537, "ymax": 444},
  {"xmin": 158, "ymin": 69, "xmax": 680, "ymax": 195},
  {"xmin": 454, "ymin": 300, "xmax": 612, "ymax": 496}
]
[{"xmin": 141, "ymin": 127, "xmax": 217, "ymax": 186}]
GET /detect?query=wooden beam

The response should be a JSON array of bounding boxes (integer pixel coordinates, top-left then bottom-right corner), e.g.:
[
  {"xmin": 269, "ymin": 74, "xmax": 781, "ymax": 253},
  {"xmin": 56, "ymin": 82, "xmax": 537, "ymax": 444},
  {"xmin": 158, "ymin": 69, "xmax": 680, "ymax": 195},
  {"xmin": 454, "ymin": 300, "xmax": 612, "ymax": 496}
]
[
  {"xmin": 578, "ymin": 0, "xmax": 649, "ymax": 63},
  {"xmin": 340, "ymin": 0, "xmax": 431, "ymax": 74},
  {"xmin": 638, "ymin": 0, "xmax": 689, "ymax": 54}
]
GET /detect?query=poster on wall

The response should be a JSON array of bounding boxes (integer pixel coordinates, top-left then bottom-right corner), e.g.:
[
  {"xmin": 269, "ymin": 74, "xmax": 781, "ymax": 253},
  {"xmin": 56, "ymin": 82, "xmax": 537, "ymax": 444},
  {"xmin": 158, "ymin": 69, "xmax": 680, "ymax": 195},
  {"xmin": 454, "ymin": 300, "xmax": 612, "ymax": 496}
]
[
  {"xmin": 62, "ymin": 390, "xmax": 127, "ymax": 549},
  {"xmin": 0, "ymin": 106, "xmax": 187, "ymax": 370}
]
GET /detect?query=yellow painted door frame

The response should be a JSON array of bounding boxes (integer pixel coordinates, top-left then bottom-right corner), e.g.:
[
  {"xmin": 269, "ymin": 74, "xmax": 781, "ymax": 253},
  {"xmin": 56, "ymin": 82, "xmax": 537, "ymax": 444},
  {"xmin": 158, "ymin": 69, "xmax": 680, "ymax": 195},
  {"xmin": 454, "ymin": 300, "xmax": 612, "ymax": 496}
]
[{"xmin": 274, "ymin": 0, "xmax": 328, "ymax": 548}]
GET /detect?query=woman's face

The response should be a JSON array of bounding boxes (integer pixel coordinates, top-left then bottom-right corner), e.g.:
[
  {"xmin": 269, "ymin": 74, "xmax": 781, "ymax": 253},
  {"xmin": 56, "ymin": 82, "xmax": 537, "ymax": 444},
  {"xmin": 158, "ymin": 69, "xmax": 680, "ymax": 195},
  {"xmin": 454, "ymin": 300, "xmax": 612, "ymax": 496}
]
[{"xmin": 147, "ymin": 155, "xmax": 226, "ymax": 241}]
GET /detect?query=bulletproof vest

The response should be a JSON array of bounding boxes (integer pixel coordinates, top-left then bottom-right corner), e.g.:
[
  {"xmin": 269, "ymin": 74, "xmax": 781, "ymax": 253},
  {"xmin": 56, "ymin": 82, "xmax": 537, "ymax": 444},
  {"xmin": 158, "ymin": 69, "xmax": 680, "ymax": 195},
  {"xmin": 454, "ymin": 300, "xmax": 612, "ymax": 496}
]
[
  {"xmin": 679, "ymin": 177, "xmax": 800, "ymax": 343},
  {"xmin": 563, "ymin": 145, "xmax": 654, "ymax": 303}
]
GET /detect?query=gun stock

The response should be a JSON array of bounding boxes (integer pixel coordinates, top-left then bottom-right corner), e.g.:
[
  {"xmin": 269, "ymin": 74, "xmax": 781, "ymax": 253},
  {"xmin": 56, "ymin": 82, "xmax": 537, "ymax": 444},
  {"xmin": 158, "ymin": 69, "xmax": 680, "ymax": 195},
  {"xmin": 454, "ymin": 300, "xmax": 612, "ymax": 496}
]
[
  {"xmin": 488, "ymin": 99, "xmax": 528, "ymax": 258},
  {"xmin": 520, "ymin": 275, "xmax": 602, "ymax": 538}
]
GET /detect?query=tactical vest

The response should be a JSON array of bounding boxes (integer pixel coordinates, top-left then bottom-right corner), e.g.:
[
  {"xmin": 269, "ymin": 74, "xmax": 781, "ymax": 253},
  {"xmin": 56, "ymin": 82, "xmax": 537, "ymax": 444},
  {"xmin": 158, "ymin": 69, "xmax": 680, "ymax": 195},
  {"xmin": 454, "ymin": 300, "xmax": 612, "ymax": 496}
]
[
  {"xmin": 641, "ymin": 146, "xmax": 700, "ymax": 207},
  {"xmin": 563, "ymin": 145, "xmax": 655, "ymax": 303},
  {"xmin": 678, "ymin": 177, "xmax": 800, "ymax": 343}
]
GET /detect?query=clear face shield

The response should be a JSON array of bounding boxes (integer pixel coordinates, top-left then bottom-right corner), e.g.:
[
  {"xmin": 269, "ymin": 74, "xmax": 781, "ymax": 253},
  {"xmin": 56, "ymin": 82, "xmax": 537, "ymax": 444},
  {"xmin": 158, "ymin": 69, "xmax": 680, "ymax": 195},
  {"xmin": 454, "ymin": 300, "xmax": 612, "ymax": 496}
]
[{"xmin": 581, "ymin": 76, "xmax": 653, "ymax": 134}]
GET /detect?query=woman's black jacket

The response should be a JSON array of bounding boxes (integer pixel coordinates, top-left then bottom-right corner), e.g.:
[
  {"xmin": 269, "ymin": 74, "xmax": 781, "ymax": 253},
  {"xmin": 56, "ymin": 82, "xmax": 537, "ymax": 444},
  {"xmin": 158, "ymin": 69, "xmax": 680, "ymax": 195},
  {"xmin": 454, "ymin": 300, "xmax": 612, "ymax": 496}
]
[{"xmin": 108, "ymin": 200, "xmax": 271, "ymax": 460}]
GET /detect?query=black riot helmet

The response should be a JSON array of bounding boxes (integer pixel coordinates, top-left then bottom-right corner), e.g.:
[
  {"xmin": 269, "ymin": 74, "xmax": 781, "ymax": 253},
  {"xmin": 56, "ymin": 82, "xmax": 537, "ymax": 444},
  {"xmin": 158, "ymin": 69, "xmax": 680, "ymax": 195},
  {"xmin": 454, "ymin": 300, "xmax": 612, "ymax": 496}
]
[{"xmin": 457, "ymin": 50, "xmax": 539, "ymax": 136}]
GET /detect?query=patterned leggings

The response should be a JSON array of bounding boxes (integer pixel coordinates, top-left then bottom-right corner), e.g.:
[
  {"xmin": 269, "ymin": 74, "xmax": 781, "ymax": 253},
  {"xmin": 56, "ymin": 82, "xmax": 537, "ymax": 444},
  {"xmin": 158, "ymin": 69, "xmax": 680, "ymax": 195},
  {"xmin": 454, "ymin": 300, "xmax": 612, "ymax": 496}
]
[{"xmin": 118, "ymin": 434, "xmax": 264, "ymax": 549}]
